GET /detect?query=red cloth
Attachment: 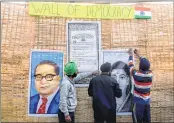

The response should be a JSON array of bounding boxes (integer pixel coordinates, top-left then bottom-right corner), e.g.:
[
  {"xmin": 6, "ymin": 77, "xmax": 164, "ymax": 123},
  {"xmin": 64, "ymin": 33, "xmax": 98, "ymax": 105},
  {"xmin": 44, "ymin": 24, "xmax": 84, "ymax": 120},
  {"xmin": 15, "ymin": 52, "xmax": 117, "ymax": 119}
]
[{"xmin": 37, "ymin": 97, "xmax": 48, "ymax": 114}]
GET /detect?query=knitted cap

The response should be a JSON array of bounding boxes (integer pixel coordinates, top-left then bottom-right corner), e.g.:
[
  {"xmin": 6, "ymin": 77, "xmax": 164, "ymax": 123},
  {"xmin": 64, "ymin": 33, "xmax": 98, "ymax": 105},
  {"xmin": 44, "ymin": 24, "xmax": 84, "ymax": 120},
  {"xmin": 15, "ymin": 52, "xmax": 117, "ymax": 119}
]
[{"xmin": 139, "ymin": 57, "xmax": 150, "ymax": 71}]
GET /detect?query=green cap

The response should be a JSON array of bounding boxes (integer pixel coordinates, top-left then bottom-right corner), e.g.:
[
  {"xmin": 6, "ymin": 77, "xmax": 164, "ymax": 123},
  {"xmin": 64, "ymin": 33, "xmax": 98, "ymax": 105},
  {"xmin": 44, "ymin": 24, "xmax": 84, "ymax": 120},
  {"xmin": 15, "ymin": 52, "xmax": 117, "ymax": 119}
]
[{"xmin": 64, "ymin": 62, "xmax": 77, "ymax": 75}]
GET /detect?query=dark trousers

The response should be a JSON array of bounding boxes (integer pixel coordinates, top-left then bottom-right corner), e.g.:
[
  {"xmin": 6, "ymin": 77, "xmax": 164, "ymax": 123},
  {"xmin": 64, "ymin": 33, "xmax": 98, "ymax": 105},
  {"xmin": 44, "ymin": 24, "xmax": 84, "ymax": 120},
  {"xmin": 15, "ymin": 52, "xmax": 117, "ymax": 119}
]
[
  {"xmin": 58, "ymin": 109, "xmax": 75, "ymax": 123},
  {"xmin": 132, "ymin": 103, "xmax": 151, "ymax": 123},
  {"xmin": 94, "ymin": 110, "xmax": 116, "ymax": 123}
]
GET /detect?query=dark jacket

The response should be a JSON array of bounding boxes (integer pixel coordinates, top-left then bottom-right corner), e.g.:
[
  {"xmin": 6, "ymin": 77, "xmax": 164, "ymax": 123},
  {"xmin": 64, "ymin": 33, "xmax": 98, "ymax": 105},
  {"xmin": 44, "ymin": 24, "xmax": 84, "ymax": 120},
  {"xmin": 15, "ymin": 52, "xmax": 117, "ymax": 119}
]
[{"xmin": 88, "ymin": 74, "xmax": 122, "ymax": 116}]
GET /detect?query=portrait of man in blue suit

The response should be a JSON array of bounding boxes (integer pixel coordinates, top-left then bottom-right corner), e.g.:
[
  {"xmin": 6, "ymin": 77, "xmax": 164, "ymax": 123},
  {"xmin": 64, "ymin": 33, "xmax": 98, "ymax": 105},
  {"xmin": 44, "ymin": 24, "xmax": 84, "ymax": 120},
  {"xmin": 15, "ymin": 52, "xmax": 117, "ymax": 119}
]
[{"xmin": 29, "ymin": 51, "xmax": 63, "ymax": 115}]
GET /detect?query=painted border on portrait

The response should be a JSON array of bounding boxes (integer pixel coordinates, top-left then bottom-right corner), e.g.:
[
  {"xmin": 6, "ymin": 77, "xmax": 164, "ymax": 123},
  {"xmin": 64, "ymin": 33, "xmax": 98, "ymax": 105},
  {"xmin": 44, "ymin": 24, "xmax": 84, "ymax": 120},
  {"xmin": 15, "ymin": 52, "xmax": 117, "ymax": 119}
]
[
  {"xmin": 28, "ymin": 49, "xmax": 64, "ymax": 117},
  {"xmin": 100, "ymin": 49, "xmax": 135, "ymax": 116}
]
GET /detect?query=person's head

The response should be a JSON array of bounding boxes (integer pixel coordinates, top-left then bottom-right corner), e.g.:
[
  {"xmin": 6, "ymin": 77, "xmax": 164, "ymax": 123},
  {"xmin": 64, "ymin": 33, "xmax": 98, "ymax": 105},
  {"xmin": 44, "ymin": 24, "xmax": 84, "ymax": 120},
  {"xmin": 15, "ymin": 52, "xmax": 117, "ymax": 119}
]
[
  {"xmin": 111, "ymin": 61, "xmax": 131, "ymax": 95},
  {"xmin": 100, "ymin": 62, "xmax": 111, "ymax": 75},
  {"xmin": 34, "ymin": 60, "xmax": 60, "ymax": 97},
  {"xmin": 64, "ymin": 62, "xmax": 78, "ymax": 78},
  {"xmin": 139, "ymin": 57, "xmax": 150, "ymax": 71}
]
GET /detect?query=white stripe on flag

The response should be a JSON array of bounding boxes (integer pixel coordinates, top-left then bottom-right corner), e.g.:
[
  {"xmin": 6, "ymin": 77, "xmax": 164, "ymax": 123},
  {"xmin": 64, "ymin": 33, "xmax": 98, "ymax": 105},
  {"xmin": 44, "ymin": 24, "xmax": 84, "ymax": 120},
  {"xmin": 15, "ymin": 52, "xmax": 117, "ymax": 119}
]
[{"xmin": 135, "ymin": 11, "xmax": 152, "ymax": 16}]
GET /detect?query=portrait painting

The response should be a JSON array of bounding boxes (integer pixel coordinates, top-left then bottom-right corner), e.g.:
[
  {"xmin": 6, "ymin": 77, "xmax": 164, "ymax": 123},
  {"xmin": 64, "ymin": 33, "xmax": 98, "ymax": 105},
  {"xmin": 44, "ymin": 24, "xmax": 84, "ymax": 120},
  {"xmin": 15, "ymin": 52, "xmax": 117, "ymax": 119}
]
[
  {"xmin": 28, "ymin": 50, "xmax": 64, "ymax": 116},
  {"xmin": 100, "ymin": 49, "xmax": 134, "ymax": 115}
]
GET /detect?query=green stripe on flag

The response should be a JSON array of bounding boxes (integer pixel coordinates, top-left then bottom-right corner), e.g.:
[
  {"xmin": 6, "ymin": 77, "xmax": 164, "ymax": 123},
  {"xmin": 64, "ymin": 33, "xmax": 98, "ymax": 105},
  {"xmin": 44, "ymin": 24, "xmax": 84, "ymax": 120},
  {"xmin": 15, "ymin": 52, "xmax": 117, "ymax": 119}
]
[{"xmin": 135, "ymin": 15, "xmax": 151, "ymax": 19}]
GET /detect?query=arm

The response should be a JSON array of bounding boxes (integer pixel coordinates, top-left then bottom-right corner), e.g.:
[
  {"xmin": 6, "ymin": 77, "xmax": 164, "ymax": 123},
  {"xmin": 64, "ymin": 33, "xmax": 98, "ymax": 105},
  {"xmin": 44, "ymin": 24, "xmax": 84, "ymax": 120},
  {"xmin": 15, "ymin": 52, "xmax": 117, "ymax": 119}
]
[
  {"xmin": 88, "ymin": 79, "xmax": 93, "ymax": 96},
  {"xmin": 59, "ymin": 82, "xmax": 69, "ymax": 117},
  {"xmin": 73, "ymin": 72, "xmax": 92, "ymax": 82},
  {"xmin": 128, "ymin": 55, "xmax": 135, "ymax": 76},
  {"xmin": 73, "ymin": 70, "xmax": 99, "ymax": 82},
  {"xmin": 128, "ymin": 48, "xmax": 137, "ymax": 76}
]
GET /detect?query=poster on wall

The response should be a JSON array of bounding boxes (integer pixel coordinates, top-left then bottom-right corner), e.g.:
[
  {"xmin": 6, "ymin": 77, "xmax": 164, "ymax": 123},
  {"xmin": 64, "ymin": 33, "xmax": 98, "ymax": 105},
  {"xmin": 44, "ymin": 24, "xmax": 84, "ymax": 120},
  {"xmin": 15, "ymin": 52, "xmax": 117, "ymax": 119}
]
[
  {"xmin": 67, "ymin": 21, "xmax": 101, "ymax": 86},
  {"xmin": 100, "ymin": 49, "xmax": 134, "ymax": 116},
  {"xmin": 28, "ymin": 50, "xmax": 64, "ymax": 117}
]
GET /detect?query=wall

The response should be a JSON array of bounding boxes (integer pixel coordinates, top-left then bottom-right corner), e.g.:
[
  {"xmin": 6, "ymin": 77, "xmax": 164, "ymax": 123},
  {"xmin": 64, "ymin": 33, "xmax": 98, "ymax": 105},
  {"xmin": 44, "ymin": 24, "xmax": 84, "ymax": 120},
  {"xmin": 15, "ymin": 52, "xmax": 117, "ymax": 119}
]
[{"xmin": 1, "ymin": 2, "xmax": 173, "ymax": 122}]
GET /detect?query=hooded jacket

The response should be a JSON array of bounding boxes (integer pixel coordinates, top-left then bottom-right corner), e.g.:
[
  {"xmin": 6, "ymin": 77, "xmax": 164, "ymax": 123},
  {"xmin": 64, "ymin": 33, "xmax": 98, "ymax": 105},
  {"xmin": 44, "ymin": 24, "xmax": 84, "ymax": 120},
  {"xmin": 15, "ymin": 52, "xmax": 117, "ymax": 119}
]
[{"xmin": 59, "ymin": 72, "xmax": 93, "ymax": 116}]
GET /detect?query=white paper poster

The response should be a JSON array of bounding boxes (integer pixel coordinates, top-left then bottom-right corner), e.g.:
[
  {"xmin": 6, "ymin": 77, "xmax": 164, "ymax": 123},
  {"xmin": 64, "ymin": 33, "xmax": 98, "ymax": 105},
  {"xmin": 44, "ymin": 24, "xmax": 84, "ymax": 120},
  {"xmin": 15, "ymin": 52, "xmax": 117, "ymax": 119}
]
[{"xmin": 67, "ymin": 21, "xmax": 101, "ymax": 73}]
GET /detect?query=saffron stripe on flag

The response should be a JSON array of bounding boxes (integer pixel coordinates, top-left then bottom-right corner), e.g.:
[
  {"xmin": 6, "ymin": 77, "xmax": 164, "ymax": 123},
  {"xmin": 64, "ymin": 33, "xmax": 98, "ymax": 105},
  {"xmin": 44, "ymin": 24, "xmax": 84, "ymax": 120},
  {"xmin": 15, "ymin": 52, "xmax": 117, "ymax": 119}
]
[
  {"xmin": 135, "ymin": 7, "xmax": 151, "ymax": 11},
  {"xmin": 135, "ymin": 11, "xmax": 152, "ymax": 16}
]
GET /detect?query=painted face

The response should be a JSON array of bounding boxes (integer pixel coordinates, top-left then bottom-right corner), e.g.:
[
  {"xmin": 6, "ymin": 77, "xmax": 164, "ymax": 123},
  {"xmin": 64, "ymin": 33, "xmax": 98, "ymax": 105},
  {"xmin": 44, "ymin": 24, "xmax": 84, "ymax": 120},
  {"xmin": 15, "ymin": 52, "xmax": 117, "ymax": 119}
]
[
  {"xmin": 34, "ymin": 64, "xmax": 60, "ymax": 97},
  {"xmin": 111, "ymin": 69, "xmax": 129, "ymax": 91}
]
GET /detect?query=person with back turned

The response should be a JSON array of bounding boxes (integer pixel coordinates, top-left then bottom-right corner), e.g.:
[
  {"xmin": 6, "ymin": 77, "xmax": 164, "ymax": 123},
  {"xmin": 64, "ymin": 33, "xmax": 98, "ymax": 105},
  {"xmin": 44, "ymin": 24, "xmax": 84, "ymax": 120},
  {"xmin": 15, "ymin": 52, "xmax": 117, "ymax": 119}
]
[
  {"xmin": 88, "ymin": 62, "xmax": 122, "ymax": 123},
  {"xmin": 128, "ymin": 48, "xmax": 153, "ymax": 123}
]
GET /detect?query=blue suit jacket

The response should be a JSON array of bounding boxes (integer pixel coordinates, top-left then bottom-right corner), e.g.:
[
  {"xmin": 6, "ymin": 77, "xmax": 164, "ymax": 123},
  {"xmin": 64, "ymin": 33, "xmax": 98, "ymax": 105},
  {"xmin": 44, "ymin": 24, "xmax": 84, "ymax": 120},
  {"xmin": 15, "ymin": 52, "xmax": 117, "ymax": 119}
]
[{"xmin": 29, "ymin": 90, "xmax": 60, "ymax": 114}]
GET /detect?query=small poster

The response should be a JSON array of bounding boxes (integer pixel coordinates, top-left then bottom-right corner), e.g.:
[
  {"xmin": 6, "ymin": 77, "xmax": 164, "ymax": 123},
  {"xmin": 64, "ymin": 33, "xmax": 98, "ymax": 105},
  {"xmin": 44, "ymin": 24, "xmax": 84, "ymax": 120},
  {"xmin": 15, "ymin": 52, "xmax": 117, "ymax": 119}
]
[{"xmin": 28, "ymin": 50, "xmax": 64, "ymax": 117}]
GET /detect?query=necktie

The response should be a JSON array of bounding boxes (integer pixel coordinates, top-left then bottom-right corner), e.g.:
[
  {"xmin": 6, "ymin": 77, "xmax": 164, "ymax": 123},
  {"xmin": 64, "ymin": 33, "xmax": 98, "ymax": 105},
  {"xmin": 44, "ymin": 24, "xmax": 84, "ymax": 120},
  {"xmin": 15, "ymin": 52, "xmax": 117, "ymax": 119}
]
[{"xmin": 37, "ymin": 97, "xmax": 48, "ymax": 114}]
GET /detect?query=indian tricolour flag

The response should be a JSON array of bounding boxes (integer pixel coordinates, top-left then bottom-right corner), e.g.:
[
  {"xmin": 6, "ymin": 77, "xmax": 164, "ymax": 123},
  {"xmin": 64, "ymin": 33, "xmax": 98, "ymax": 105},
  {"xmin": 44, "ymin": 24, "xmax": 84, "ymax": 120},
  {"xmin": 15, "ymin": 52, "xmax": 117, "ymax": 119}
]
[{"xmin": 134, "ymin": 7, "xmax": 152, "ymax": 19}]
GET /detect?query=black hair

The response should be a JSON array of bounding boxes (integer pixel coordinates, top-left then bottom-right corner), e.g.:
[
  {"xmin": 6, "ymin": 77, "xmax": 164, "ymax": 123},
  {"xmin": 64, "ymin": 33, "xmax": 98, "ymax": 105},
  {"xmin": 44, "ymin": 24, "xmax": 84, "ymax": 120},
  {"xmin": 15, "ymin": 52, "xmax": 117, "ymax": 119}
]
[
  {"xmin": 111, "ymin": 61, "xmax": 131, "ymax": 95},
  {"xmin": 67, "ymin": 73, "xmax": 77, "ymax": 78},
  {"xmin": 111, "ymin": 61, "xmax": 130, "ymax": 76},
  {"xmin": 34, "ymin": 60, "xmax": 59, "ymax": 75}
]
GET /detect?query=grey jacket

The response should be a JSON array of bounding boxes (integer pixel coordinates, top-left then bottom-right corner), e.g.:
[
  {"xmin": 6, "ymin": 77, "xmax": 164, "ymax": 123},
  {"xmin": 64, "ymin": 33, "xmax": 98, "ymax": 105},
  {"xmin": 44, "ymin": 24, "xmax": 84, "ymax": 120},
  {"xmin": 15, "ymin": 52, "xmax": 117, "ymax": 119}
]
[{"xmin": 59, "ymin": 72, "xmax": 92, "ymax": 116}]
